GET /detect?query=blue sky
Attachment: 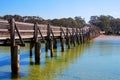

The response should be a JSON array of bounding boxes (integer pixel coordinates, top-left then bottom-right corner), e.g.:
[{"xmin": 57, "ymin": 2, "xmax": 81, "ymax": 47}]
[{"xmin": 0, "ymin": 0, "xmax": 120, "ymax": 22}]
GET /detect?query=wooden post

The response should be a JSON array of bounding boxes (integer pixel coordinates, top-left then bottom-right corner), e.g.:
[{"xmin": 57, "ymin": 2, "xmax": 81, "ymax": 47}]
[
  {"xmin": 60, "ymin": 26, "xmax": 64, "ymax": 52},
  {"xmin": 79, "ymin": 28, "xmax": 83, "ymax": 44},
  {"xmin": 50, "ymin": 38, "xmax": 53, "ymax": 57},
  {"xmin": 35, "ymin": 42, "xmax": 41, "ymax": 64},
  {"xmin": 86, "ymin": 29, "xmax": 90, "ymax": 41},
  {"xmin": 84, "ymin": 29, "xmax": 87, "ymax": 42},
  {"xmin": 66, "ymin": 27, "xmax": 70, "ymax": 49},
  {"xmin": 82, "ymin": 28, "xmax": 84, "ymax": 43},
  {"xmin": 34, "ymin": 23, "xmax": 38, "ymax": 42},
  {"xmin": 76, "ymin": 28, "xmax": 80, "ymax": 45},
  {"xmin": 79, "ymin": 28, "xmax": 82, "ymax": 44},
  {"xmin": 47, "ymin": 24, "xmax": 53, "ymax": 57},
  {"xmin": 72, "ymin": 28, "xmax": 76, "ymax": 47},
  {"xmin": 12, "ymin": 46, "xmax": 20, "ymax": 74},
  {"xmin": 30, "ymin": 40, "xmax": 34, "ymax": 57},
  {"xmin": 51, "ymin": 28, "xmax": 57, "ymax": 49},
  {"xmin": 34, "ymin": 23, "xmax": 41, "ymax": 64},
  {"xmin": 9, "ymin": 18, "xmax": 20, "ymax": 74}
]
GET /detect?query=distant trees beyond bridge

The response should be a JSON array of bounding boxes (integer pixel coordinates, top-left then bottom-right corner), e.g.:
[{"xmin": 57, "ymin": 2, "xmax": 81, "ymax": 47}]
[
  {"xmin": 0, "ymin": 14, "xmax": 86, "ymax": 28},
  {"xmin": 89, "ymin": 15, "xmax": 120, "ymax": 35}
]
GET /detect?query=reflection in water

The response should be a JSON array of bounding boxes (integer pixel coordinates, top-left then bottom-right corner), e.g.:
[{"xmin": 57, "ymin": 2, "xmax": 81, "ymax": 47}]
[
  {"xmin": 0, "ymin": 42, "xmax": 92, "ymax": 80},
  {"xmin": 23, "ymin": 43, "xmax": 91, "ymax": 80}
]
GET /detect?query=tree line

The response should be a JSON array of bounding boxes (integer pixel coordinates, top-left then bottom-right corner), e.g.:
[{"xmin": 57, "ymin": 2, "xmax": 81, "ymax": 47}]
[
  {"xmin": 1, "ymin": 14, "xmax": 120, "ymax": 35},
  {"xmin": 89, "ymin": 15, "xmax": 120, "ymax": 35},
  {"xmin": 0, "ymin": 14, "xmax": 85, "ymax": 28}
]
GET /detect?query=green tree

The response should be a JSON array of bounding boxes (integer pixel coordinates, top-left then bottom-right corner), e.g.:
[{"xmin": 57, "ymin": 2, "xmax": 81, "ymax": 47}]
[
  {"xmin": 13, "ymin": 15, "xmax": 23, "ymax": 22},
  {"xmin": 89, "ymin": 15, "xmax": 114, "ymax": 34},
  {"xmin": 74, "ymin": 16, "xmax": 86, "ymax": 27}
]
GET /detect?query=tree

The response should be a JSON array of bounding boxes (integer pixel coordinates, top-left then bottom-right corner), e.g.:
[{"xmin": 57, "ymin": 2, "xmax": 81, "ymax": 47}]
[
  {"xmin": 13, "ymin": 15, "xmax": 23, "ymax": 22},
  {"xmin": 23, "ymin": 16, "xmax": 44, "ymax": 23},
  {"xmin": 89, "ymin": 15, "xmax": 114, "ymax": 34},
  {"xmin": 3, "ymin": 15, "xmax": 13, "ymax": 20},
  {"xmin": 74, "ymin": 16, "xmax": 86, "ymax": 27}
]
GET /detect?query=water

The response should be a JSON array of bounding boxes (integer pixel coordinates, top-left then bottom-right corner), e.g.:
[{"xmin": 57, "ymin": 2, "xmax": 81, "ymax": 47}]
[{"xmin": 0, "ymin": 35, "xmax": 120, "ymax": 80}]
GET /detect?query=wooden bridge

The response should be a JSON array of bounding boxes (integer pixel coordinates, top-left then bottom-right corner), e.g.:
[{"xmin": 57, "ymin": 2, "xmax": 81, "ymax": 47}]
[{"xmin": 0, "ymin": 18, "xmax": 100, "ymax": 75}]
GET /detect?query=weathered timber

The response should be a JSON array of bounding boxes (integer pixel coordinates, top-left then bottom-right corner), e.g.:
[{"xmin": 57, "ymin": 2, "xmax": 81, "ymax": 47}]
[
  {"xmin": 46, "ymin": 24, "xmax": 53, "ymax": 57},
  {"xmin": 9, "ymin": 18, "xmax": 20, "ymax": 74},
  {"xmin": 35, "ymin": 42, "xmax": 41, "ymax": 64},
  {"xmin": 66, "ymin": 27, "xmax": 70, "ymax": 49},
  {"xmin": 76, "ymin": 28, "xmax": 80, "ymax": 45},
  {"xmin": 30, "ymin": 40, "xmax": 34, "ymax": 57},
  {"xmin": 12, "ymin": 45, "xmax": 20, "ymax": 74},
  {"xmin": 60, "ymin": 26, "xmax": 64, "ymax": 52},
  {"xmin": 79, "ymin": 28, "xmax": 83, "ymax": 44},
  {"xmin": 72, "ymin": 27, "xmax": 76, "ymax": 47},
  {"xmin": 51, "ymin": 28, "xmax": 57, "ymax": 49},
  {"xmin": 34, "ymin": 23, "xmax": 41, "ymax": 64}
]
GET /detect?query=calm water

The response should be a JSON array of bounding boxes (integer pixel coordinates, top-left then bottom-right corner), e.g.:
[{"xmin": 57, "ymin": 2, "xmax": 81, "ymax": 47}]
[{"xmin": 0, "ymin": 36, "xmax": 120, "ymax": 80}]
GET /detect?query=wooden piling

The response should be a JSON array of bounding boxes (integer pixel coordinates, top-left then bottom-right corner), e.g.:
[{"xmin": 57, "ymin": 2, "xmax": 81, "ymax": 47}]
[
  {"xmin": 79, "ymin": 28, "xmax": 83, "ymax": 44},
  {"xmin": 9, "ymin": 18, "xmax": 20, "ymax": 74},
  {"xmin": 11, "ymin": 45, "xmax": 20, "ymax": 74},
  {"xmin": 60, "ymin": 26, "xmax": 64, "ymax": 52},
  {"xmin": 51, "ymin": 28, "xmax": 57, "ymax": 49},
  {"xmin": 47, "ymin": 24, "xmax": 53, "ymax": 57},
  {"xmin": 81, "ymin": 28, "xmax": 85, "ymax": 43},
  {"xmin": 35, "ymin": 42, "xmax": 41, "ymax": 64},
  {"xmin": 34, "ymin": 23, "xmax": 41, "ymax": 64},
  {"xmin": 76, "ymin": 28, "xmax": 80, "ymax": 45},
  {"xmin": 72, "ymin": 28, "xmax": 76, "ymax": 47},
  {"xmin": 30, "ymin": 40, "xmax": 34, "ymax": 57},
  {"xmin": 50, "ymin": 38, "xmax": 53, "ymax": 57},
  {"xmin": 66, "ymin": 27, "xmax": 70, "ymax": 49}
]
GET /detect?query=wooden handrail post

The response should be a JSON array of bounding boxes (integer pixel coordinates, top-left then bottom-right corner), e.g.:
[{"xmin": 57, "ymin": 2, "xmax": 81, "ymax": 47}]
[
  {"xmin": 76, "ymin": 28, "xmax": 80, "ymax": 45},
  {"xmin": 66, "ymin": 26, "xmax": 70, "ymax": 49},
  {"xmin": 72, "ymin": 27, "xmax": 76, "ymax": 47},
  {"xmin": 60, "ymin": 26, "xmax": 64, "ymax": 52},
  {"xmin": 34, "ymin": 23, "xmax": 41, "ymax": 64},
  {"xmin": 46, "ymin": 24, "xmax": 53, "ymax": 57},
  {"xmin": 9, "ymin": 18, "xmax": 20, "ymax": 74},
  {"xmin": 51, "ymin": 28, "xmax": 57, "ymax": 49}
]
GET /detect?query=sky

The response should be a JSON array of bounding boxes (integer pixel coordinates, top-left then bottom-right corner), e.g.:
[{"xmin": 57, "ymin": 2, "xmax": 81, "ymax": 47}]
[{"xmin": 0, "ymin": 0, "xmax": 120, "ymax": 22}]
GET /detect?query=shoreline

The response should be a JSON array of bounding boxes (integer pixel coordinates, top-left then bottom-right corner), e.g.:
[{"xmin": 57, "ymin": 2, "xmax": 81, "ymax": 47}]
[{"xmin": 95, "ymin": 35, "xmax": 120, "ymax": 41}]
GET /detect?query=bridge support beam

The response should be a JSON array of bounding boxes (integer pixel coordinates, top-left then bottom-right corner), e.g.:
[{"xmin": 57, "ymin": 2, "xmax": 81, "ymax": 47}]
[
  {"xmin": 46, "ymin": 24, "xmax": 54, "ymax": 57},
  {"xmin": 9, "ymin": 18, "xmax": 20, "ymax": 74},
  {"xmin": 49, "ymin": 39, "xmax": 53, "ymax": 57},
  {"xmin": 81, "ymin": 29, "xmax": 85, "ymax": 43},
  {"xmin": 66, "ymin": 27, "xmax": 70, "ymax": 49},
  {"xmin": 75, "ymin": 28, "xmax": 80, "ymax": 45},
  {"xmin": 35, "ymin": 42, "xmax": 41, "ymax": 64},
  {"xmin": 30, "ymin": 40, "xmax": 34, "ymax": 57},
  {"xmin": 34, "ymin": 23, "xmax": 41, "ymax": 64},
  {"xmin": 11, "ymin": 45, "xmax": 20, "ymax": 75},
  {"xmin": 72, "ymin": 28, "xmax": 76, "ymax": 47},
  {"xmin": 60, "ymin": 26, "xmax": 64, "ymax": 52}
]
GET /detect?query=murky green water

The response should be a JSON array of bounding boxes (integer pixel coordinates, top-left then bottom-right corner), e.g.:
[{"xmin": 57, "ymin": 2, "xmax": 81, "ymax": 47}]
[{"xmin": 0, "ymin": 36, "xmax": 120, "ymax": 80}]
